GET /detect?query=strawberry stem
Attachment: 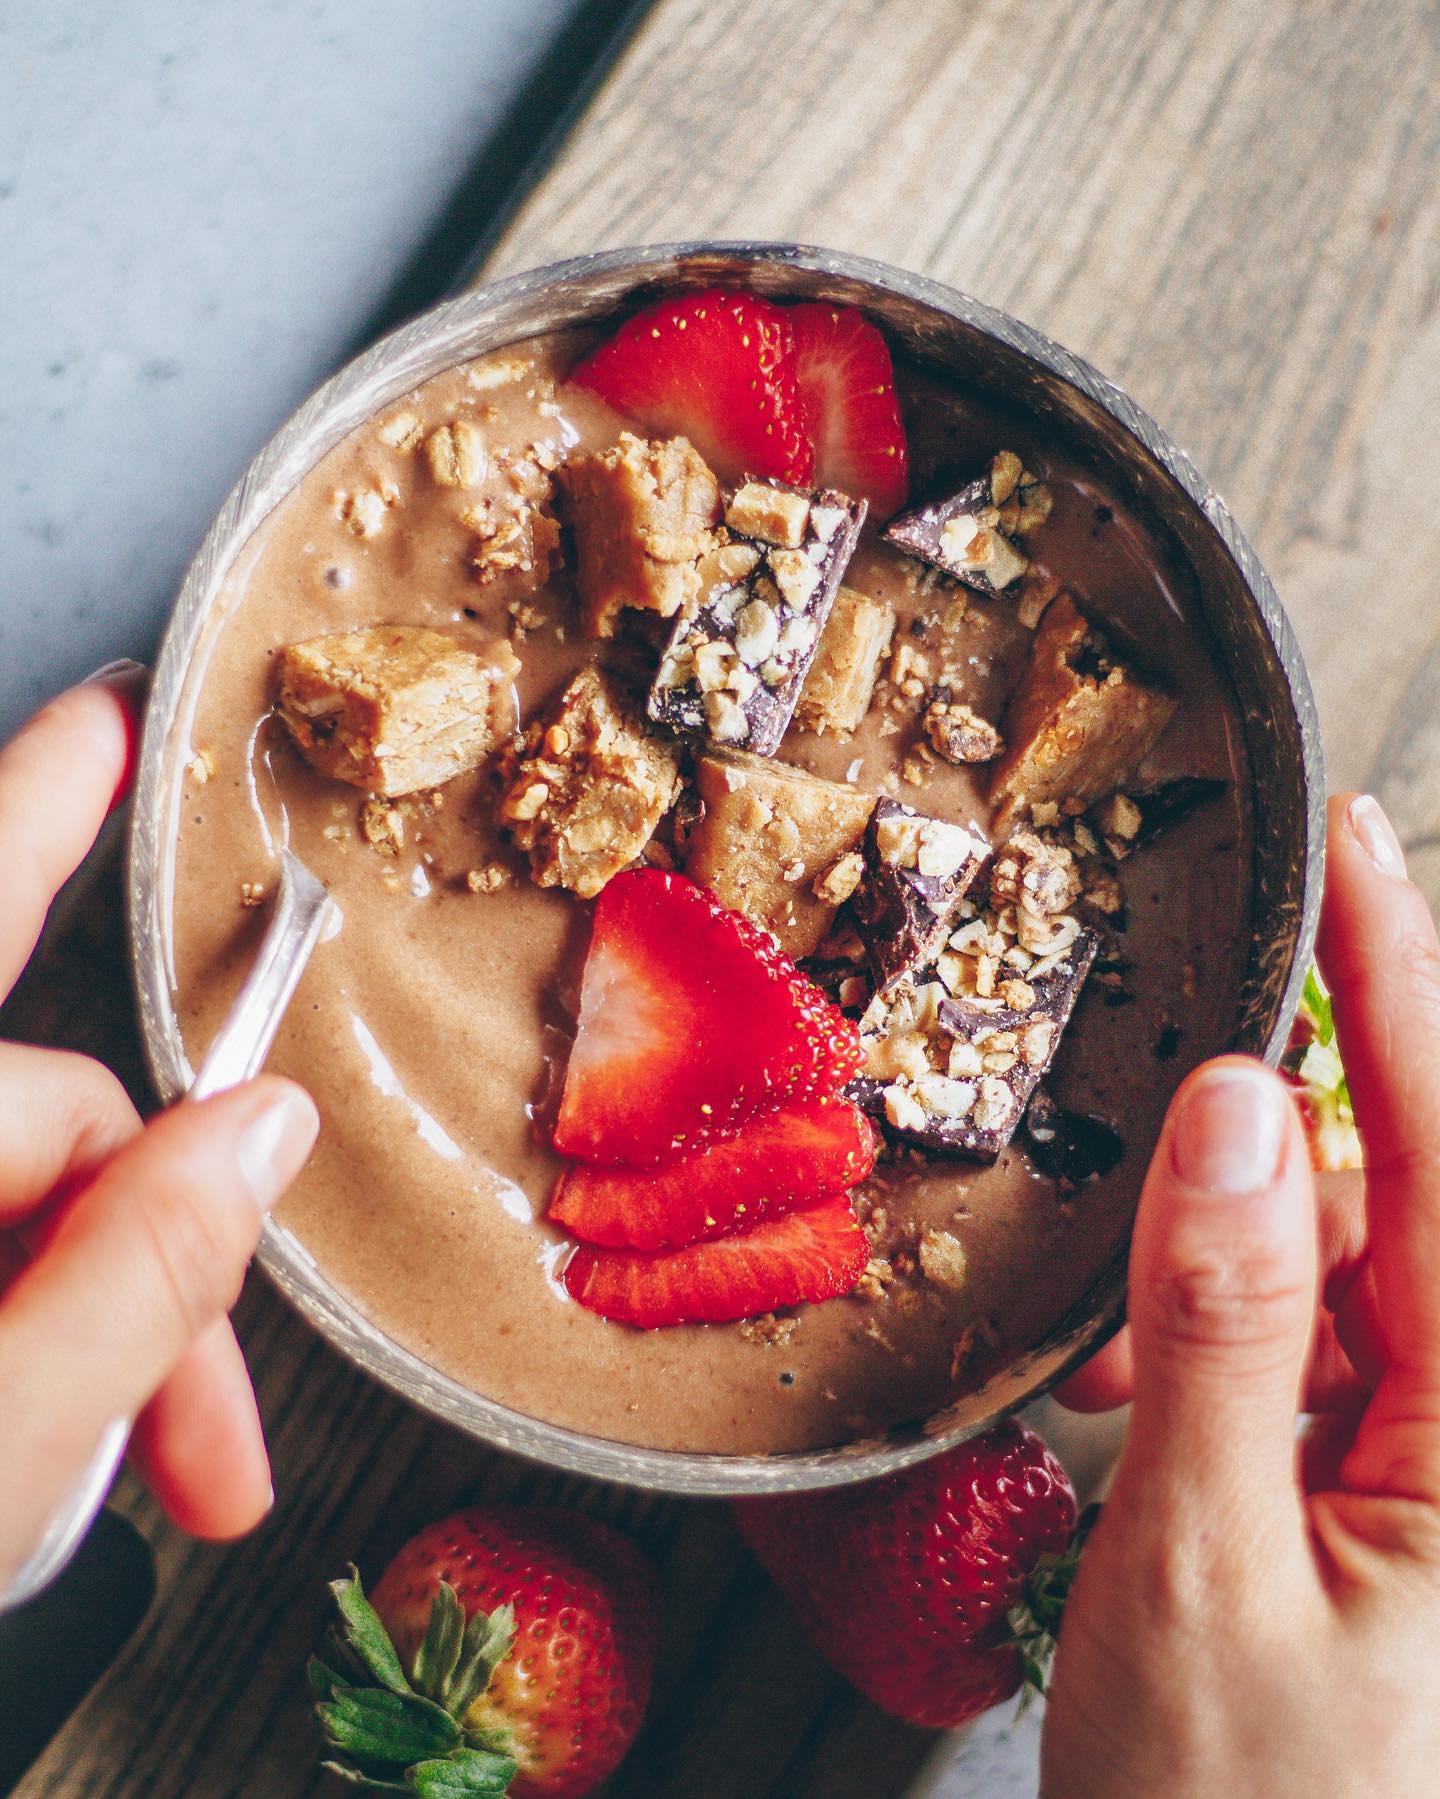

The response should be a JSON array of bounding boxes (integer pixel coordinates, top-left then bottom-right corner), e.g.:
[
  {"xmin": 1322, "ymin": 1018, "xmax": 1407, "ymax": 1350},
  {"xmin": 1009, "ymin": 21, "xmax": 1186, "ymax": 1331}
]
[
  {"xmin": 1008, "ymin": 1502, "xmax": 1100, "ymax": 1702},
  {"xmin": 311, "ymin": 1570, "xmax": 518, "ymax": 1793}
]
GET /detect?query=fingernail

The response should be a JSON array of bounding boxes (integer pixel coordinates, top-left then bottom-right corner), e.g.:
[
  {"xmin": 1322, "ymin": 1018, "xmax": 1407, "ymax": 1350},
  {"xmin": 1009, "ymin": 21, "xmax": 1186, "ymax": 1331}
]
[
  {"xmin": 234, "ymin": 1088, "xmax": 319, "ymax": 1213},
  {"xmin": 1170, "ymin": 1063, "xmax": 1287, "ymax": 1194},
  {"xmin": 83, "ymin": 657, "xmax": 146, "ymax": 686},
  {"xmin": 1348, "ymin": 794, "xmax": 1407, "ymax": 880}
]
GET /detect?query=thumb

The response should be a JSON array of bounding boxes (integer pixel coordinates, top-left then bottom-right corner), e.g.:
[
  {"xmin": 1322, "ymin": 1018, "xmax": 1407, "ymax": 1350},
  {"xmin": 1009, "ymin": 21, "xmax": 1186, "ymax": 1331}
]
[
  {"xmin": 1119, "ymin": 1056, "xmax": 1316, "ymax": 1522},
  {"xmin": 0, "ymin": 1077, "xmax": 316, "ymax": 1571}
]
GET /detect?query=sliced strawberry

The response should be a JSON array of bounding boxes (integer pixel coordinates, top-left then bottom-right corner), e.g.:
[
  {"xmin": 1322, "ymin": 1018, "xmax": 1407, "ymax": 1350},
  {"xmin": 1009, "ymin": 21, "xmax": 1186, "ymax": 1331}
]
[
  {"xmin": 788, "ymin": 302, "xmax": 909, "ymax": 517},
  {"xmin": 550, "ymin": 1097, "xmax": 876, "ymax": 1250},
  {"xmin": 553, "ymin": 869, "xmax": 863, "ymax": 1165},
  {"xmin": 561, "ymin": 1194, "xmax": 869, "ymax": 1327},
  {"xmin": 567, "ymin": 288, "xmax": 814, "ymax": 485}
]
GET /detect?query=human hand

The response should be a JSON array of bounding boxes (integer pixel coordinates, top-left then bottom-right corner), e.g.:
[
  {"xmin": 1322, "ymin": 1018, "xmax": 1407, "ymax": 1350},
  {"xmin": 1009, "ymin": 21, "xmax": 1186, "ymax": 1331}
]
[
  {"xmin": 1039, "ymin": 793, "xmax": 1440, "ymax": 1797},
  {"xmin": 0, "ymin": 667, "xmax": 318, "ymax": 1595}
]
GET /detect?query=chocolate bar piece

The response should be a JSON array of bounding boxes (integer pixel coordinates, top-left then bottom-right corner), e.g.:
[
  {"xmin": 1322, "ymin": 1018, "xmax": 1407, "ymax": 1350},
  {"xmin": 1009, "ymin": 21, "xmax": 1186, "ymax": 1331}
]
[
  {"xmin": 1090, "ymin": 777, "xmax": 1227, "ymax": 859},
  {"xmin": 884, "ymin": 450, "xmax": 1051, "ymax": 596},
  {"xmin": 646, "ymin": 478, "xmax": 866, "ymax": 756},
  {"xmin": 990, "ymin": 593, "xmax": 1177, "ymax": 827},
  {"xmin": 849, "ymin": 904, "xmax": 1097, "ymax": 1159},
  {"xmin": 851, "ymin": 798, "xmax": 989, "ymax": 990}
]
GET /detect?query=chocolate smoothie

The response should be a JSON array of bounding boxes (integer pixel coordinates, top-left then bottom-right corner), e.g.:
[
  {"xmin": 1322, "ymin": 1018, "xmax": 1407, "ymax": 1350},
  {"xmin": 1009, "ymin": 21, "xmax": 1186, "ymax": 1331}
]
[{"xmin": 169, "ymin": 326, "xmax": 1251, "ymax": 1455}]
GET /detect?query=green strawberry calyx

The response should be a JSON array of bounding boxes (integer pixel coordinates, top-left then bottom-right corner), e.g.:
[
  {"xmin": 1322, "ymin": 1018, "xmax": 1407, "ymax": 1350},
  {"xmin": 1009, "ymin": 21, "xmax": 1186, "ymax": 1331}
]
[
  {"xmin": 1285, "ymin": 967, "xmax": 1361, "ymax": 1171},
  {"xmin": 309, "ymin": 1567, "xmax": 519, "ymax": 1795},
  {"xmin": 1008, "ymin": 1502, "xmax": 1100, "ymax": 1702}
]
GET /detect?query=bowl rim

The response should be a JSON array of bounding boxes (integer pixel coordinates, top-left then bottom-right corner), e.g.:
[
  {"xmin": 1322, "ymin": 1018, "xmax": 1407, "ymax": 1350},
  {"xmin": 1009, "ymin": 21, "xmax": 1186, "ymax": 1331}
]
[{"xmin": 128, "ymin": 239, "xmax": 1325, "ymax": 1495}]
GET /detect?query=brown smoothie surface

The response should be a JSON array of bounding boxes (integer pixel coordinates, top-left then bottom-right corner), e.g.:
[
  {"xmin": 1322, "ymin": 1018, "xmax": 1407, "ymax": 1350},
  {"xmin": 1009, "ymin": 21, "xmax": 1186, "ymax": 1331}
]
[{"xmin": 169, "ymin": 332, "xmax": 1252, "ymax": 1455}]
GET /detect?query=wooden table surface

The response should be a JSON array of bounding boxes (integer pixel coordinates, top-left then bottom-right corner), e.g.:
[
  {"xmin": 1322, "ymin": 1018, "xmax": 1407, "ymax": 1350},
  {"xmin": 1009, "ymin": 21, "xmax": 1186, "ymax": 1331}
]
[{"xmin": 11, "ymin": 1, "xmax": 1440, "ymax": 1793}]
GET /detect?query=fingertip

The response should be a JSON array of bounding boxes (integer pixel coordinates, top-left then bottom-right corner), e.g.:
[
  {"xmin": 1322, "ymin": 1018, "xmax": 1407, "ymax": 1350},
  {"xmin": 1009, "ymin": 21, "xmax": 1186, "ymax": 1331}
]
[
  {"xmin": 80, "ymin": 661, "xmax": 149, "ymax": 810},
  {"xmin": 129, "ymin": 1319, "xmax": 274, "ymax": 1541},
  {"xmin": 1054, "ymin": 1330, "xmax": 1134, "ymax": 1412}
]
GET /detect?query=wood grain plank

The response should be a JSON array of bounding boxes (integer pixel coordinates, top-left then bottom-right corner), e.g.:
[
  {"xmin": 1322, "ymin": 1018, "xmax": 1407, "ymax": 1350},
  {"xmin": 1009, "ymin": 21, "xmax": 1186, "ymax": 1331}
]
[{"xmin": 15, "ymin": 0, "xmax": 1440, "ymax": 1794}]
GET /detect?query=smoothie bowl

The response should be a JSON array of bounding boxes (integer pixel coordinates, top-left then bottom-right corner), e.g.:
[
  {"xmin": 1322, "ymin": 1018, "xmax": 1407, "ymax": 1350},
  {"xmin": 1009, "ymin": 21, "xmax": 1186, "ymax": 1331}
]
[{"xmin": 128, "ymin": 243, "xmax": 1323, "ymax": 1494}]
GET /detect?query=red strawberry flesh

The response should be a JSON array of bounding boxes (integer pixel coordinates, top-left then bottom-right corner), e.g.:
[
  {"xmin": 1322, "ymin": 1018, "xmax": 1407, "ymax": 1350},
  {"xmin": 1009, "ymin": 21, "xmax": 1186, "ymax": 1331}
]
[
  {"xmin": 561, "ymin": 1194, "xmax": 869, "ymax": 1328},
  {"xmin": 552, "ymin": 869, "xmax": 863, "ymax": 1166},
  {"xmin": 568, "ymin": 287, "xmax": 814, "ymax": 485},
  {"xmin": 549, "ymin": 1096, "xmax": 875, "ymax": 1249},
  {"xmin": 788, "ymin": 301, "xmax": 909, "ymax": 517}
]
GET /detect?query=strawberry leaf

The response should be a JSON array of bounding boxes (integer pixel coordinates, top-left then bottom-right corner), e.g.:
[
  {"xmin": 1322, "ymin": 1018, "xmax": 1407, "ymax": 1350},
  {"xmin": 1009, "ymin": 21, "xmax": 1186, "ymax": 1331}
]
[
  {"xmin": 316, "ymin": 1685, "xmax": 461, "ymax": 1763},
  {"xmin": 406, "ymin": 1749, "xmax": 519, "ymax": 1797},
  {"xmin": 445, "ymin": 1603, "xmax": 516, "ymax": 1718},
  {"xmin": 413, "ymin": 1582, "xmax": 466, "ymax": 1704},
  {"xmin": 1009, "ymin": 1501, "xmax": 1100, "ymax": 1708},
  {"xmin": 331, "ymin": 1567, "xmax": 415, "ymax": 1696}
]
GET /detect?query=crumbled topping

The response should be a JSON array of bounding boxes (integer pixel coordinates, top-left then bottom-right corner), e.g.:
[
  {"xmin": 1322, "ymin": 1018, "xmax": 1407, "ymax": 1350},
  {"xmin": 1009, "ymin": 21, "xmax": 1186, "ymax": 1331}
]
[
  {"xmin": 923, "ymin": 699, "xmax": 1004, "ymax": 764},
  {"xmin": 917, "ymin": 1227, "xmax": 968, "ymax": 1292},
  {"xmin": 360, "ymin": 796, "xmax": 405, "ymax": 857},
  {"xmin": 336, "ymin": 483, "xmax": 400, "ymax": 538},
  {"xmin": 725, "ymin": 480, "xmax": 810, "ymax": 547},
  {"xmin": 377, "ymin": 410, "xmax": 423, "ymax": 452}
]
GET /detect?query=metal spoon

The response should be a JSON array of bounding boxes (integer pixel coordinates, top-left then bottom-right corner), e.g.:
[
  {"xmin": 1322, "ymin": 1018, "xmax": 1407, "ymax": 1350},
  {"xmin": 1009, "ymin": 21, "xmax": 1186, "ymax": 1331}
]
[{"xmin": 0, "ymin": 848, "xmax": 334, "ymax": 1614}]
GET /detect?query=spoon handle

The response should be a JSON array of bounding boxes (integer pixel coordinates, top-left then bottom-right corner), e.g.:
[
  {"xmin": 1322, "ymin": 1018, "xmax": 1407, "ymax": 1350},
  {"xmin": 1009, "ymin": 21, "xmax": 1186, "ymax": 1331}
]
[{"xmin": 0, "ymin": 850, "xmax": 334, "ymax": 1613}]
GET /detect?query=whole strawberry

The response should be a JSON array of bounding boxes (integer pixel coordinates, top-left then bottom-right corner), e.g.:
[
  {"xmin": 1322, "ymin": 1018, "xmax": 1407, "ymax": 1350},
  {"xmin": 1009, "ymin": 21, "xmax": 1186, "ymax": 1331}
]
[
  {"xmin": 310, "ymin": 1506, "xmax": 660, "ymax": 1797},
  {"xmin": 732, "ymin": 1422, "xmax": 1078, "ymax": 1729}
]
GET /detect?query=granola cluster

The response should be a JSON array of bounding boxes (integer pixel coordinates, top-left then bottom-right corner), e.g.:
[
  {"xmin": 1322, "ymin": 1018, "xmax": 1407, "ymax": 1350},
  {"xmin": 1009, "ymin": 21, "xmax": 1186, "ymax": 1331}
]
[{"xmin": 497, "ymin": 667, "xmax": 681, "ymax": 899}]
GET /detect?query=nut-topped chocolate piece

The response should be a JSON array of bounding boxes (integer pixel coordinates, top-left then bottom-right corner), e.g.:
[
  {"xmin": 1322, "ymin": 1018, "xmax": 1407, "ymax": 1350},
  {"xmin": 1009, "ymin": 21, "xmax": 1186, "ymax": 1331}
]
[
  {"xmin": 851, "ymin": 797, "xmax": 989, "ymax": 991},
  {"xmin": 851, "ymin": 827, "xmax": 1097, "ymax": 1156},
  {"xmin": 646, "ymin": 477, "xmax": 866, "ymax": 755},
  {"xmin": 884, "ymin": 450, "xmax": 1052, "ymax": 595}
]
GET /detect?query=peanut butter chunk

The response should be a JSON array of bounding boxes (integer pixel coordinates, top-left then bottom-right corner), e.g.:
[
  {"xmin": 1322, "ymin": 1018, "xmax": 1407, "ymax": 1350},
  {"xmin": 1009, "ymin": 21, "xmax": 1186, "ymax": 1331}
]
[
  {"xmin": 684, "ymin": 752, "xmax": 875, "ymax": 959},
  {"xmin": 499, "ymin": 667, "xmax": 681, "ymax": 898},
  {"xmin": 276, "ymin": 626, "xmax": 520, "ymax": 797},
  {"xmin": 795, "ymin": 586, "xmax": 897, "ymax": 736},
  {"xmin": 557, "ymin": 432, "xmax": 720, "ymax": 638},
  {"xmin": 990, "ymin": 593, "xmax": 1176, "ymax": 826}
]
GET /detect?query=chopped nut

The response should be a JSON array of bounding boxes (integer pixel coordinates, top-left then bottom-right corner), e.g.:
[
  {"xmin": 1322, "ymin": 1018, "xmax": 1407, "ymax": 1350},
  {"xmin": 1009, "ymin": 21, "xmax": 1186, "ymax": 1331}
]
[
  {"xmin": 814, "ymin": 849, "xmax": 866, "ymax": 908},
  {"xmin": 466, "ymin": 862, "xmax": 513, "ymax": 894},
  {"xmin": 187, "ymin": 748, "xmax": 215, "ymax": 786},
  {"xmin": 276, "ymin": 627, "xmax": 520, "ymax": 796},
  {"xmin": 923, "ymin": 699, "xmax": 1004, "ymax": 764},
  {"xmin": 918, "ymin": 1227, "xmax": 968, "ymax": 1292},
  {"xmin": 360, "ymin": 797, "xmax": 405, "ymax": 856},
  {"xmin": 239, "ymin": 880, "xmax": 267, "ymax": 909},
  {"xmin": 1094, "ymin": 791, "xmax": 1144, "ymax": 842},
  {"xmin": 462, "ymin": 498, "xmax": 561, "ymax": 593}
]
